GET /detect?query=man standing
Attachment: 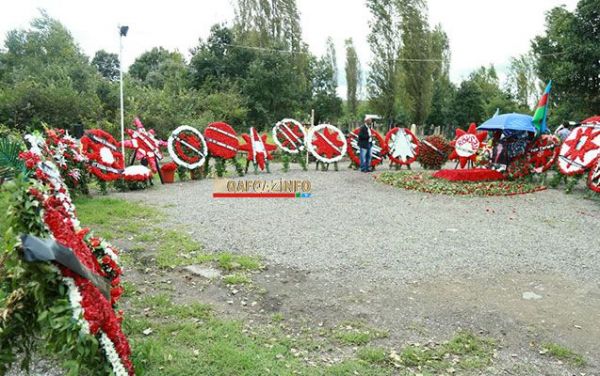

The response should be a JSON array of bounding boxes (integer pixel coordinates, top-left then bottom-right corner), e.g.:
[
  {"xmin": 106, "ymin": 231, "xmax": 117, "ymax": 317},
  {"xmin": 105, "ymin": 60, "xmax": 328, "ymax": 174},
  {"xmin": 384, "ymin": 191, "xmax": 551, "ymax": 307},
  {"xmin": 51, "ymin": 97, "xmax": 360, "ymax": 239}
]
[{"xmin": 358, "ymin": 117, "xmax": 373, "ymax": 172}]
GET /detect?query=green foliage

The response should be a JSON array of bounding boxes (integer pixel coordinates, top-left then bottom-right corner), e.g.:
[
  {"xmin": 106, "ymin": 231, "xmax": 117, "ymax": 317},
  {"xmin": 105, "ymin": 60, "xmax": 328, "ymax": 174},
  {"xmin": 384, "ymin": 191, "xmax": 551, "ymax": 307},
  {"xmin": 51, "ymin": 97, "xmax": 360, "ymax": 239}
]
[
  {"xmin": 281, "ymin": 153, "xmax": 290, "ymax": 172},
  {"xmin": 344, "ymin": 38, "xmax": 361, "ymax": 120},
  {"xmin": 214, "ymin": 158, "xmax": 226, "ymax": 177},
  {"xmin": 91, "ymin": 50, "xmax": 119, "ymax": 81},
  {"xmin": 0, "ymin": 137, "xmax": 27, "ymax": 181},
  {"xmin": 0, "ymin": 178, "xmax": 113, "ymax": 375},
  {"xmin": 532, "ymin": 0, "xmax": 600, "ymax": 122},
  {"xmin": 0, "ymin": 12, "xmax": 103, "ymax": 131}
]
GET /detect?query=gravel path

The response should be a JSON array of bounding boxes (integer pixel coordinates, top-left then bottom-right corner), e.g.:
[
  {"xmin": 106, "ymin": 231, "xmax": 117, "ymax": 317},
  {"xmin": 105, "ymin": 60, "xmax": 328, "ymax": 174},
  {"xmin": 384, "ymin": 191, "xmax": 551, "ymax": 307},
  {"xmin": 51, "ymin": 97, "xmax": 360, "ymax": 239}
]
[
  {"xmin": 116, "ymin": 165, "xmax": 600, "ymax": 373},
  {"xmin": 117, "ymin": 165, "xmax": 600, "ymax": 284}
]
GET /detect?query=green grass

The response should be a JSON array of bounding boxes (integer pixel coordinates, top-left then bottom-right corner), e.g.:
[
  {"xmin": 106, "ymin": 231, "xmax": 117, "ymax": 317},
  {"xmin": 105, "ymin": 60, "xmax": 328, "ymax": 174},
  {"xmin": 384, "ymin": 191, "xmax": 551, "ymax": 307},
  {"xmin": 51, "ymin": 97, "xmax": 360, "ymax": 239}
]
[
  {"xmin": 223, "ymin": 273, "xmax": 251, "ymax": 285},
  {"xmin": 331, "ymin": 321, "xmax": 389, "ymax": 346},
  {"xmin": 397, "ymin": 331, "xmax": 495, "ymax": 371},
  {"xmin": 74, "ymin": 197, "xmax": 160, "ymax": 241},
  {"xmin": 541, "ymin": 342, "xmax": 586, "ymax": 366},
  {"xmin": 357, "ymin": 347, "xmax": 388, "ymax": 365},
  {"xmin": 74, "ymin": 196, "xmax": 262, "ymax": 271},
  {"xmin": 217, "ymin": 252, "xmax": 261, "ymax": 271}
]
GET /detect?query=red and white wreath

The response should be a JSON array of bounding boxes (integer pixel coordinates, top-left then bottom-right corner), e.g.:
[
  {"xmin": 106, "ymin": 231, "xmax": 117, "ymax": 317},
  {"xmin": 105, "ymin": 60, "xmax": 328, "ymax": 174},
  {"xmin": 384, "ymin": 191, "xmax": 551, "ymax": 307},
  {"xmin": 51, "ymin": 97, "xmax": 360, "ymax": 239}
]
[
  {"xmin": 449, "ymin": 123, "xmax": 487, "ymax": 169},
  {"xmin": 122, "ymin": 117, "xmax": 167, "ymax": 173},
  {"xmin": 167, "ymin": 125, "xmax": 208, "ymax": 169},
  {"xmin": 81, "ymin": 129, "xmax": 125, "ymax": 181},
  {"xmin": 588, "ymin": 160, "xmax": 600, "ymax": 193},
  {"xmin": 19, "ymin": 146, "xmax": 134, "ymax": 375},
  {"xmin": 204, "ymin": 122, "xmax": 239, "ymax": 159},
  {"xmin": 558, "ymin": 123, "xmax": 600, "ymax": 175},
  {"xmin": 307, "ymin": 124, "xmax": 347, "ymax": 163},
  {"xmin": 239, "ymin": 127, "xmax": 277, "ymax": 171},
  {"xmin": 272, "ymin": 118, "xmax": 306, "ymax": 154},
  {"xmin": 347, "ymin": 127, "xmax": 387, "ymax": 167},
  {"xmin": 385, "ymin": 127, "xmax": 420, "ymax": 165},
  {"xmin": 526, "ymin": 134, "xmax": 561, "ymax": 174}
]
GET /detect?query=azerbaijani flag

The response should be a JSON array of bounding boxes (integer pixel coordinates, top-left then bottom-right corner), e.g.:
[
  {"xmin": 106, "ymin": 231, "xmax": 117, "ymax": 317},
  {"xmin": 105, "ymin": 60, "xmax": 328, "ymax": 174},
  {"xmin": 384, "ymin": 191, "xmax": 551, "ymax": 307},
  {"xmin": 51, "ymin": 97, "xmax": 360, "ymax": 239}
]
[{"xmin": 532, "ymin": 81, "xmax": 552, "ymax": 136}]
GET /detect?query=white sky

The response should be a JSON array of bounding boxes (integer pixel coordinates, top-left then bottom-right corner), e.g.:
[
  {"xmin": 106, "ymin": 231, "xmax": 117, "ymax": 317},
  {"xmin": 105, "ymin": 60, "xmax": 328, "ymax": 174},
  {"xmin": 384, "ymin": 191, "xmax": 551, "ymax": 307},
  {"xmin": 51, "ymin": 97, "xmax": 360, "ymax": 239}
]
[{"xmin": 0, "ymin": 0, "xmax": 578, "ymax": 97}]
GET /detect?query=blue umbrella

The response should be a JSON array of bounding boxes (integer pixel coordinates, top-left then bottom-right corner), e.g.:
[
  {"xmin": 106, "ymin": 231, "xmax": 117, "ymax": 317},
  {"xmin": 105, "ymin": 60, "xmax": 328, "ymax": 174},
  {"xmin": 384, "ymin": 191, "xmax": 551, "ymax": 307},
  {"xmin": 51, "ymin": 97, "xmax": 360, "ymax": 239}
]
[{"xmin": 477, "ymin": 113, "xmax": 536, "ymax": 133}]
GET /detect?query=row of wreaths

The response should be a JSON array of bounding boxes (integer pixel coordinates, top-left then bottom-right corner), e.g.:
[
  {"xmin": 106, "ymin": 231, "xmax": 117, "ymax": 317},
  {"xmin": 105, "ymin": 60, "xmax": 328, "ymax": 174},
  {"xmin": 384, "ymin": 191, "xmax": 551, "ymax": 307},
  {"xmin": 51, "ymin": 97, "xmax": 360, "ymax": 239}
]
[
  {"xmin": 82, "ymin": 118, "xmax": 423, "ymax": 180},
  {"xmin": 81, "ymin": 117, "xmax": 600, "ymax": 192}
]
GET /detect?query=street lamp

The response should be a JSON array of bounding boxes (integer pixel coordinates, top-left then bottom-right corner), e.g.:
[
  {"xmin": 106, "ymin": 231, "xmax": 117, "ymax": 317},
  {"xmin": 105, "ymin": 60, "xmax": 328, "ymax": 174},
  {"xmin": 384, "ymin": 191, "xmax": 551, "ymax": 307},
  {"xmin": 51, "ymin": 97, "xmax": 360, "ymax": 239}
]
[{"xmin": 118, "ymin": 25, "xmax": 129, "ymax": 158}]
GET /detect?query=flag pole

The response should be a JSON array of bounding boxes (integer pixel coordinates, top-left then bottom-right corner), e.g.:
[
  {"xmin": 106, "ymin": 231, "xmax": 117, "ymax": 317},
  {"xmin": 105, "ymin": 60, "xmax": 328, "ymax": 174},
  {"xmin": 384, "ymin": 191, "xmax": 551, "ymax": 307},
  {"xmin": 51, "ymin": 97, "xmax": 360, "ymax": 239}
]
[{"xmin": 118, "ymin": 26, "xmax": 128, "ymax": 158}]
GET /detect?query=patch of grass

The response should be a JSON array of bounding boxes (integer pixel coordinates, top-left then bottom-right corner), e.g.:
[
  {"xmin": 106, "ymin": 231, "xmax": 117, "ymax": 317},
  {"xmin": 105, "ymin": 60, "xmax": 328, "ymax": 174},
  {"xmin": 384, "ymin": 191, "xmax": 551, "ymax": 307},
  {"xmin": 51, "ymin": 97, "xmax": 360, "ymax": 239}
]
[
  {"xmin": 271, "ymin": 313, "xmax": 284, "ymax": 323},
  {"xmin": 121, "ymin": 281, "xmax": 139, "ymax": 298},
  {"xmin": 217, "ymin": 252, "xmax": 261, "ymax": 271},
  {"xmin": 74, "ymin": 197, "xmax": 160, "ymax": 240},
  {"xmin": 541, "ymin": 342, "xmax": 586, "ymax": 366},
  {"xmin": 133, "ymin": 294, "xmax": 212, "ymax": 321},
  {"xmin": 154, "ymin": 229, "xmax": 209, "ymax": 268},
  {"xmin": 397, "ymin": 331, "xmax": 495, "ymax": 371},
  {"xmin": 378, "ymin": 171, "xmax": 546, "ymax": 196},
  {"xmin": 323, "ymin": 360, "xmax": 391, "ymax": 376},
  {"xmin": 0, "ymin": 189, "xmax": 10, "ymax": 236},
  {"xmin": 222, "ymin": 273, "xmax": 251, "ymax": 285},
  {"xmin": 357, "ymin": 347, "xmax": 388, "ymax": 365},
  {"xmin": 331, "ymin": 321, "xmax": 389, "ymax": 346},
  {"xmin": 124, "ymin": 294, "xmax": 309, "ymax": 376}
]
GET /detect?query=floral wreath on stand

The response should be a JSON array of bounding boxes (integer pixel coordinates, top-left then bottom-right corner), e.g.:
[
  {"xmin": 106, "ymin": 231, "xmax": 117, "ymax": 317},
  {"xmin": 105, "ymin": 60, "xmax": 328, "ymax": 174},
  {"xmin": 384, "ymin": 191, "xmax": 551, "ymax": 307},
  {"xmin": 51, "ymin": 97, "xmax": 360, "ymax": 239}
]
[
  {"xmin": 204, "ymin": 122, "xmax": 243, "ymax": 177},
  {"xmin": 385, "ymin": 127, "xmax": 420, "ymax": 166},
  {"xmin": 80, "ymin": 129, "xmax": 125, "ymax": 181},
  {"xmin": 38, "ymin": 128, "xmax": 89, "ymax": 192},
  {"xmin": 239, "ymin": 127, "xmax": 277, "ymax": 172},
  {"xmin": 347, "ymin": 127, "xmax": 387, "ymax": 168},
  {"xmin": 557, "ymin": 123, "xmax": 600, "ymax": 176},
  {"xmin": 448, "ymin": 123, "xmax": 487, "ymax": 169},
  {"xmin": 525, "ymin": 134, "xmax": 561, "ymax": 174},
  {"xmin": 122, "ymin": 117, "xmax": 167, "ymax": 174},
  {"xmin": 167, "ymin": 125, "xmax": 208, "ymax": 170},
  {"xmin": 0, "ymin": 142, "xmax": 134, "ymax": 375},
  {"xmin": 272, "ymin": 119, "xmax": 306, "ymax": 154},
  {"xmin": 588, "ymin": 160, "xmax": 600, "ymax": 193},
  {"xmin": 307, "ymin": 124, "xmax": 347, "ymax": 165}
]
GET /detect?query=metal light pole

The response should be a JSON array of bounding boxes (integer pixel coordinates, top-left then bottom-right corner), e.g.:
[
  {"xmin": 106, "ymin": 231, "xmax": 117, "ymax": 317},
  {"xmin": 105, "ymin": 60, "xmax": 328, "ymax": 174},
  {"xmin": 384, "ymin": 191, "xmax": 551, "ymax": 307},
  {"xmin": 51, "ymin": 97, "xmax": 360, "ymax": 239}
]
[{"xmin": 118, "ymin": 25, "xmax": 129, "ymax": 158}]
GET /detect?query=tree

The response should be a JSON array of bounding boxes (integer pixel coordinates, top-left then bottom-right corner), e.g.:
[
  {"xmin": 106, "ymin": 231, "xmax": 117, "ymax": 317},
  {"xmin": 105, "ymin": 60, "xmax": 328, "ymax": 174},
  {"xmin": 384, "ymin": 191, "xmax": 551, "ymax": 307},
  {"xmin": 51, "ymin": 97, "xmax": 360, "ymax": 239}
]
[
  {"xmin": 366, "ymin": 0, "xmax": 403, "ymax": 123},
  {"xmin": 344, "ymin": 38, "xmax": 361, "ymax": 120},
  {"xmin": 532, "ymin": 0, "xmax": 600, "ymax": 121},
  {"xmin": 452, "ymin": 80, "xmax": 485, "ymax": 126},
  {"xmin": 0, "ymin": 11, "xmax": 102, "ymax": 131},
  {"xmin": 506, "ymin": 52, "xmax": 539, "ymax": 111},
  {"xmin": 92, "ymin": 50, "xmax": 119, "ymax": 81},
  {"xmin": 426, "ymin": 25, "xmax": 455, "ymax": 126},
  {"xmin": 398, "ymin": 0, "xmax": 434, "ymax": 124},
  {"xmin": 311, "ymin": 39, "xmax": 342, "ymax": 123},
  {"xmin": 234, "ymin": 0, "xmax": 302, "ymax": 51},
  {"xmin": 129, "ymin": 47, "xmax": 185, "ymax": 86}
]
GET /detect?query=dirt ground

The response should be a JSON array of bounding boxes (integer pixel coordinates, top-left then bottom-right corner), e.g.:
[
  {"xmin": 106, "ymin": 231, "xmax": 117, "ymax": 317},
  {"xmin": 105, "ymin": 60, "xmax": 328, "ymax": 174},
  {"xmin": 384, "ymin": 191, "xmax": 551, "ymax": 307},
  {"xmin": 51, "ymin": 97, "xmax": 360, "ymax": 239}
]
[{"xmin": 118, "ymin": 165, "xmax": 600, "ymax": 375}]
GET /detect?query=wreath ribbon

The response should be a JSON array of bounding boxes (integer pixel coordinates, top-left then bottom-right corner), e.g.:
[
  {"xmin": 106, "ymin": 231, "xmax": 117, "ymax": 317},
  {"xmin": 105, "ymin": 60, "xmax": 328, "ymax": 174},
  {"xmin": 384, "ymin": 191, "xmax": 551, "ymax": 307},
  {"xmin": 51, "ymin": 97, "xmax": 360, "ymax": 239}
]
[{"xmin": 21, "ymin": 234, "xmax": 111, "ymax": 300}]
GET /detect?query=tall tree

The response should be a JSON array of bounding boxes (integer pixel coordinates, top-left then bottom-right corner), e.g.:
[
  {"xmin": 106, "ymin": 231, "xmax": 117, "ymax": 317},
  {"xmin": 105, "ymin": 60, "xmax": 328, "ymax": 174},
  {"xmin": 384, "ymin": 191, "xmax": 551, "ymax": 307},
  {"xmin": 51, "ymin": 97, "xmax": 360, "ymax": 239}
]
[
  {"xmin": 506, "ymin": 52, "xmax": 539, "ymax": 110},
  {"xmin": 398, "ymin": 0, "xmax": 434, "ymax": 124},
  {"xmin": 234, "ymin": 0, "xmax": 302, "ymax": 51},
  {"xmin": 0, "ymin": 11, "xmax": 102, "ymax": 130},
  {"xmin": 366, "ymin": 0, "xmax": 403, "ymax": 123},
  {"xmin": 532, "ymin": 0, "xmax": 600, "ymax": 121},
  {"xmin": 344, "ymin": 38, "xmax": 361, "ymax": 120},
  {"xmin": 324, "ymin": 37, "xmax": 338, "ymax": 94},
  {"xmin": 91, "ymin": 50, "xmax": 119, "ymax": 81},
  {"xmin": 426, "ymin": 25, "xmax": 455, "ymax": 126},
  {"xmin": 311, "ymin": 39, "xmax": 342, "ymax": 123}
]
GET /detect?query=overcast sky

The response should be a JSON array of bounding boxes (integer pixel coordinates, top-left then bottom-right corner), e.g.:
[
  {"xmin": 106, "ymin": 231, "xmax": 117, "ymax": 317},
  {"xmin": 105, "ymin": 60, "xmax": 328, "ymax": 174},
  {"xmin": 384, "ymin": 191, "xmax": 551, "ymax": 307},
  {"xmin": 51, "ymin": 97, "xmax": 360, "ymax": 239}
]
[{"xmin": 0, "ymin": 0, "xmax": 578, "ymax": 97}]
